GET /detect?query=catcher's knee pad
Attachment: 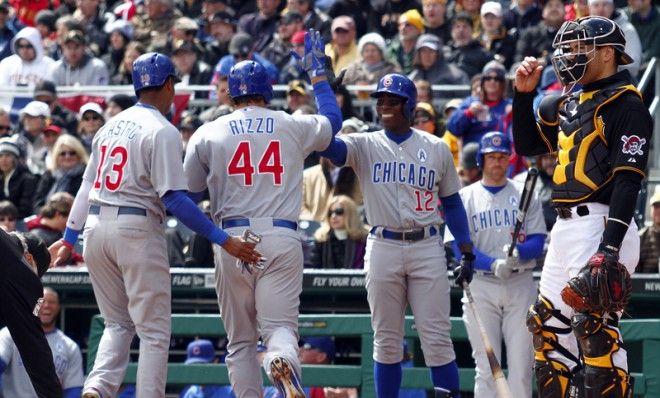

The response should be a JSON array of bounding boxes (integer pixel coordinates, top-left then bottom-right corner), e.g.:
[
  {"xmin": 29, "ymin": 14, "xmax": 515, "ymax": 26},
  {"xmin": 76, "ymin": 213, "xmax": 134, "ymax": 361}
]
[
  {"xmin": 527, "ymin": 296, "xmax": 577, "ymax": 398},
  {"xmin": 572, "ymin": 312, "xmax": 633, "ymax": 398}
]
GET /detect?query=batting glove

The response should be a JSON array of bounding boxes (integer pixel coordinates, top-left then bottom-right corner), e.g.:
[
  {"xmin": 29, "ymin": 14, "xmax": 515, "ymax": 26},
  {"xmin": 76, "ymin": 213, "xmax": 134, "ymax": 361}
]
[
  {"xmin": 291, "ymin": 29, "xmax": 326, "ymax": 78},
  {"xmin": 502, "ymin": 244, "xmax": 535, "ymax": 272},
  {"xmin": 491, "ymin": 259, "xmax": 514, "ymax": 280},
  {"xmin": 455, "ymin": 252, "xmax": 475, "ymax": 287}
]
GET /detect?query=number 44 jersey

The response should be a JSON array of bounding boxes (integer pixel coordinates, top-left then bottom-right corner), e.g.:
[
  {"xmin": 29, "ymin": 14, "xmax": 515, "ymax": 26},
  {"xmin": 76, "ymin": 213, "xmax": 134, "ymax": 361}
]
[
  {"xmin": 183, "ymin": 106, "xmax": 333, "ymax": 223},
  {"xmin": 85, "ymin": 103, "xmax": 189, "ymax": 218}
]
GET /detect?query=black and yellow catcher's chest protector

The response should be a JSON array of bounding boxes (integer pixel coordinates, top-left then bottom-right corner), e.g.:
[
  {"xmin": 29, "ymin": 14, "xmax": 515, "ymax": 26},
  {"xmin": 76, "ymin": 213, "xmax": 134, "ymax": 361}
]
[{"xmin": 552, "ymin": 83, "xmax": 638, "ymax": 203}]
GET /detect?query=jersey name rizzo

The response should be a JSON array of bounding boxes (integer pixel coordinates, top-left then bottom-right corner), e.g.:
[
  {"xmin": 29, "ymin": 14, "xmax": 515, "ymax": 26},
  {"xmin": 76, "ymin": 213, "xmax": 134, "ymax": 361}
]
[
  {"xmin": 229, "ymin": 117, "xmax": 275, "ymax": 135},
  {"xmin": 470, "ymin": 208, "xmax": 518, "ymax": 233},
  {"xmin": 372, "ymin": 161, "xmax": 436, "ymax": 190}
]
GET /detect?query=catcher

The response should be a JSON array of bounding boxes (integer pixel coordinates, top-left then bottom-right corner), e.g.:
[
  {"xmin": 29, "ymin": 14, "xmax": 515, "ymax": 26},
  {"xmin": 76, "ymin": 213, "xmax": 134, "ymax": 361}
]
[{"xmin": 512, "ymin": 16, "xmax": 652, "ymax": 398}]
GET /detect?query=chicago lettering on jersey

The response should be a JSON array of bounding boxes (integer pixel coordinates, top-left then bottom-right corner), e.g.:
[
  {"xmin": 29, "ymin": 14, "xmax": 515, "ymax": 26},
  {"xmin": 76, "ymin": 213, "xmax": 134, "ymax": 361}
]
[
  {"xmin": 229, "ymin": 117, "xmax": 274, "ymax": 135},
  {"xmin": 372, "ymin": 161, "xmax": 436, "ymax": 190},
  {"xmin": 100, "ymin": 119, "xmax": 142, "ymax": 140},
  {"xmin": 470, "ymin": 208, "xmax": 518, "ymax": 233}
]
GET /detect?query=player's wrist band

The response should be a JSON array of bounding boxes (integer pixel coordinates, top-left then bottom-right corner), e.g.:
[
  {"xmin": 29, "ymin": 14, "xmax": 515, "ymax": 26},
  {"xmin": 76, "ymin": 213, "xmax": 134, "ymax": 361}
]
[{"xmin": 62, "ymin": 227, "xmax": 81, "ymax": 248}]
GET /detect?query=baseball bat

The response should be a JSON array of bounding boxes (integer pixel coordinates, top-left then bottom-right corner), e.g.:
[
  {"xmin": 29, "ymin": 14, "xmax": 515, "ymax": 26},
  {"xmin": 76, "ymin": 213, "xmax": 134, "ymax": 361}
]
[
  {"xmin": 508, "ymin": 167, "xmax": 539, "ymax": 257},
  {"xmin": 462, "ymin": 281, "xmax": 514, "ymax": 398}
]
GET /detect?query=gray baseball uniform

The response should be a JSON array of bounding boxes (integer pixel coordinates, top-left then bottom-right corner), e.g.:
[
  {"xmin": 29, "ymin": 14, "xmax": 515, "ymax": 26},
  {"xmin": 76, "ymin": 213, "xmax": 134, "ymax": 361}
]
[
  {"xmin": 340, "ymin": 128, "xmax": 460, "ymax": 366},
  {"xmin": 81, "ymin": 103, "xmax": 188, "ymax": 398},
  {"xmin": 445, "ymin": 180, "xmax": 545, "ymax": 398},
  {"xmin": 0, "ymin": 327, "xmax": 84, "ymax": 397},
  {"xmin": 184, "ymin": 106, "xmax": 332, "ymax": 398}
]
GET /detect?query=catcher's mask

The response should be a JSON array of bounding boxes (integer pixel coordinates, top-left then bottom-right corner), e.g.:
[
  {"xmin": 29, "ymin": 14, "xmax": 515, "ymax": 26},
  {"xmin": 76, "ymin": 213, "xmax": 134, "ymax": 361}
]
[{"xmin": 551, "ymin": 16, "xmax": 633, "ymax": 93}]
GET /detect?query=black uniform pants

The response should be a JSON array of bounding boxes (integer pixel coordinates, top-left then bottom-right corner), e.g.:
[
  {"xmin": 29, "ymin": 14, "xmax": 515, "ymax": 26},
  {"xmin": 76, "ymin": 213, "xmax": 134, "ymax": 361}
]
[{"xmin": 0, "ymin": 229, "xmax": 62, "ymax": 398}]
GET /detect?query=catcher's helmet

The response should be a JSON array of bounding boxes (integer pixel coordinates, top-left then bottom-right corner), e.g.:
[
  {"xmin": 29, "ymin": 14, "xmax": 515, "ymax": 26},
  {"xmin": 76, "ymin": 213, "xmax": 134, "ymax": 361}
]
[
  {"xmin": 476, "ymin": 131, "xmax": 511, "ymax": 167},
  {"xmin": 371, "ymin": 73, "xmax": 417, "ymax": 119},
  {"xmin": 132, "ymin": 52, "xmax": 180, "ymax": 95},
  {"xmin": 228, "ymin": 60, "xmax": 273, "ymax": 103},
  {"xmin": 551, "ymin": 16, "xmax": 633, "ymax": 91}
]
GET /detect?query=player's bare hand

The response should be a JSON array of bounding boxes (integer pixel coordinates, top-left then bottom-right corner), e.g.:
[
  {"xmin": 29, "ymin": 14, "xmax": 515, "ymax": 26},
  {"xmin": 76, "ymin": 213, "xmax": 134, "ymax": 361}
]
[
  {"xmin": 48, "ymin": 239, "xmax": 72, "ymax": 268},
  {"xmin": 514, "ymin": 57, "xmax": 543, "ymax": 93},
  {"xmin": 221, "ymin": 236, "xmax": 263, "ymax": 264}
]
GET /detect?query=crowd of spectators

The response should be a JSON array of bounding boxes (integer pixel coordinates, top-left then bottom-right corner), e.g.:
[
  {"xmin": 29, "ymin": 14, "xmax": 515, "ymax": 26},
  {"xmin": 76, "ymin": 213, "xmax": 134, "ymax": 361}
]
[
  {"xmin": 0, "ymin": 0, "xmax": 657, "ymax": 293},
  {"xmin": 0, "ymin": 0, "xmax": 658, "ymax": 395}
]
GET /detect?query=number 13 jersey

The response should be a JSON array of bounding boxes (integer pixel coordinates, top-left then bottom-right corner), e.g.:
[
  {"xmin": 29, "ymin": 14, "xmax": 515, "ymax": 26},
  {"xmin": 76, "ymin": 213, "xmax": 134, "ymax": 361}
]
[{"xmin": 85, "ymin": 103, "xmax": 189, "ymax": 219}]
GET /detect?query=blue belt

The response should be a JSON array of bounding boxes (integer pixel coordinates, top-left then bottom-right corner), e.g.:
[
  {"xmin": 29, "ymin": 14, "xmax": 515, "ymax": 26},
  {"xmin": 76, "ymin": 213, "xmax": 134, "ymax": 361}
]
[
  {"xmin": 370, "ymin": 226, "xmax": 438, "ymax": 241},
  {"xmin": 222, "ymin": 218, "xmax": 298, "ymax": 231},
  {"xmin": 89, "ymin": 205, "xmax": 147, "ymax": 216}
]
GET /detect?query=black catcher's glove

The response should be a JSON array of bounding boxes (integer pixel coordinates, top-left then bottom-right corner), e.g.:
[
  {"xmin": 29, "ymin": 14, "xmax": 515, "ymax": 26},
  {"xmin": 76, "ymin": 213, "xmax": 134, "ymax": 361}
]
[{"xmin": 561, "ymin": 247, "xmax": 632, "ymax": 313}]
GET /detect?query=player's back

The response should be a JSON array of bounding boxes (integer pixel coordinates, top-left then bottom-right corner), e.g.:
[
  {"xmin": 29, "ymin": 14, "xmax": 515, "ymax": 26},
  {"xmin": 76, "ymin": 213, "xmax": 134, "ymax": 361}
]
[
  {"xmin": 185, "ymin": 106, "xmax": 332, "ymax": 222},
  {"xmin": 86, "ymin": 104, "xmax": 187, "ymax": 219}
]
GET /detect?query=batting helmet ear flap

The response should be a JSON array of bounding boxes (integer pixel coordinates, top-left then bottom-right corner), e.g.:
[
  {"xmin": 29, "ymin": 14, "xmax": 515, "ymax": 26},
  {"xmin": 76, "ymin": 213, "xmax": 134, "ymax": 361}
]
[{"xmin": 371, "ymin": 73, "xmax": 417, "ymax": 120}]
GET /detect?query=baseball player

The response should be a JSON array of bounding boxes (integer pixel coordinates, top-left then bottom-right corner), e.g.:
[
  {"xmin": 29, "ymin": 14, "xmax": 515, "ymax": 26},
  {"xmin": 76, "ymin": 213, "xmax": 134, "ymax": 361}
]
[
  {"xmin": 0, "ymin": 287, "xmax": 85, "ymax": 398},
  {"xmin": 444, "ymin": 131, "xmax": 546, "ymax": 398},
  {"xmin": 48, "ymin": 53, "xmax": 262, "ymax": 398},
  {"xmin": 183, "ymin": 30, "xmax": 342, "ymax": 398},
  {"xmin": 0, "ymin": 230, "xmax": 62, "ymax": 398},
  {"xmin": 319, "ymin": 73, "xmax": 475, "ymax": 398},
  {"xmin": 513, "ymin": 16, "xmax": 653, "ymax": 398}
]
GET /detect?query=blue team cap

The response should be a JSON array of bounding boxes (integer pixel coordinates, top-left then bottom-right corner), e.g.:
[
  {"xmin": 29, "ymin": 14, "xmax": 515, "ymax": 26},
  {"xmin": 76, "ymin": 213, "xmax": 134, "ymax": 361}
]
[{"xmin": 185, "ymin": 339, "xmax": 216, "ymax": 364}]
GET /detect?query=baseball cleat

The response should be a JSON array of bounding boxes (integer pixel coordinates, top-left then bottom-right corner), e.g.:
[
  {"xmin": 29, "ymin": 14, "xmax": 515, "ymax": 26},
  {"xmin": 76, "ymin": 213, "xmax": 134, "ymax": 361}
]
[
  {"xmin": 82, "ymin": 387, "xmax": 102, "ymax": 398},
  {"xmin": 270, "ymin": 356, "xmax": 306, "ymax": 398}
]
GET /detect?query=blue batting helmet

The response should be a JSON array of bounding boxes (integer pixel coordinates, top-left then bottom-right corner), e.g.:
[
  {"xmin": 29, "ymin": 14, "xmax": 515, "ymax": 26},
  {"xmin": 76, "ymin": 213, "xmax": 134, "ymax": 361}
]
[
  {"xmin": 228, "ymin": 60, "xmax": 273, "ymax": 103},
  {"xmin": 132, "ymin": 52, "xmax": 180, "ymax": 94},
  {"xmin": 371, "ymin": 73, "xmax": 417, "ymax": 119},
  {"xmin": 476, "ymin": 131, "xmax": 511, "ymax": 167}
]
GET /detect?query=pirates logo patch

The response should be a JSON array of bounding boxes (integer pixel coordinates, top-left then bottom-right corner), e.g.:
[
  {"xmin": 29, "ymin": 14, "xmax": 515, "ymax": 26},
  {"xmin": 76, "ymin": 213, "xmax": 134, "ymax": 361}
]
[{"xmin": 621, "ymin": 135, "xmax": 646, "ymax": 156}]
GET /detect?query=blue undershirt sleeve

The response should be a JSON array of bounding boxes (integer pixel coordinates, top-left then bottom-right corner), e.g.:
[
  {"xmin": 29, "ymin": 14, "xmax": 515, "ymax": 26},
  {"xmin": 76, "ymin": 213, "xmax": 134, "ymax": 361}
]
[
  {"xmin": 187, "ymin": 191, "xmax": 204, "ymax": 204},
  {"xmin": 516, "ymin": 233, "xmax": 546, "ymax": 261},
  {"xmin": 63, "ymin": 387, "xmax": 82, "ymax": 398},
  {"xmin": 161, "ymin": 190, "xmax": 229, "ymax": 245},
  {"xmin": 313, "ymin": 80, "xmax": 342, "ymax": 134},
  {"xmin": 0, "ymin": 357, "xmax": 6, "ymax": 374},
  {"xmin": 318, "ymin": 137, "xmax": 347, "ymax": 166},
  {"xmin": 451, "ymin": 241, "xmax": 495, "ymax": 271},
  {"xmin": 441, "ymin": 193, "xmax": 472, "ymax": 246}
]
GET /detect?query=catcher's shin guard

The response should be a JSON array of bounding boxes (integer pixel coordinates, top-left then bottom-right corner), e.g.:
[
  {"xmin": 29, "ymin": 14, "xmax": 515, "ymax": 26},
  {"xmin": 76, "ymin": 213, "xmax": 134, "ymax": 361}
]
[
  {"xmin": 572, "ymin": 312, "xmax": 633, "ymax": 398},
  {"xmin": 527, "ymin": 295, "xmax": 579, "ymax": 398}
]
